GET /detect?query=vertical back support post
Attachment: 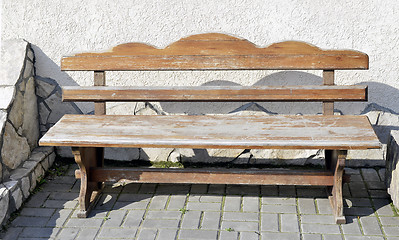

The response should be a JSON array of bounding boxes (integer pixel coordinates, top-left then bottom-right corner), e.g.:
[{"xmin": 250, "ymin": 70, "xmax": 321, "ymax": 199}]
[
  {"xmin": 323, "ymin": 70, "xmax": 334, "ymax": 115},
  {"xmin": 94, "ymin": 71, "xmax": 106, "ymax": 115}
]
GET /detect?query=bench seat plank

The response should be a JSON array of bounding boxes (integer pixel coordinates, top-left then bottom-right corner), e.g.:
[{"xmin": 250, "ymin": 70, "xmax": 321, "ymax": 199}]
[
  {"xmin": 63, "ymin": 85, "xmax": 367, "ymax": 102},
  {"xmin": 40, "ymin": 114, "xmax": 380, "ymax": 150}
]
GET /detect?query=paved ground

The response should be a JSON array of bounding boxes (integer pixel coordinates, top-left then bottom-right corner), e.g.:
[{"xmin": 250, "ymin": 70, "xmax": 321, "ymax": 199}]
[{"xmin": 1, "ymin": 164, "xmax": 399, "ymax": 240}]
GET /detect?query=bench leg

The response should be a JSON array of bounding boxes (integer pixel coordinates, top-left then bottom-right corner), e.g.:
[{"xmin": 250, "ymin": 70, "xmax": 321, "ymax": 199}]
[
  {"xmin": 325, "ymin": 150, "xmax": 347, "ymax": 224},
  {"xmin": 72, "ymin": 147, "xmax": 104, "ymax": 218}
]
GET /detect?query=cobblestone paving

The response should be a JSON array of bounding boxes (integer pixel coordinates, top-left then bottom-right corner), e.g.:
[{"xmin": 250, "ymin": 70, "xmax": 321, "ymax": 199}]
[{"xmin": 1, "ymin": 165, "xmax": 398, "ymax": 240}]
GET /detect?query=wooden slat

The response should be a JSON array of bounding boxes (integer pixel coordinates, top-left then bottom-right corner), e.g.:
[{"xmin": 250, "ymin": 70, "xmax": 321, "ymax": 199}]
[
  {"xmin": 39, "ymin": 114, "xmax": 381, "ymax": 150},
  {"xmin": 61, "ymin": 33, "xmax": 369, "ymax": 71},
  {"xmin": 75, "ymin": 167, "xmax": 337, "ymax": 186},
  {"xmin": 62, "ymin": 85, "xmax": 368, "ymax": 102}
]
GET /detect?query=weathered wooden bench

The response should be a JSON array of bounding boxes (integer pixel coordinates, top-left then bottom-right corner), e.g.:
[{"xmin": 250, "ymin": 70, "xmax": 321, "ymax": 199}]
[{"xmin": 39, "ymin": 33, "xmax": 381, "ymax": 224}]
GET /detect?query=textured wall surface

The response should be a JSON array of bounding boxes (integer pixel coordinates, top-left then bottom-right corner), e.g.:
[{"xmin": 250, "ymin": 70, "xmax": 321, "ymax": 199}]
[{"xmin": 2, "ymin": 0, "xmax": 399, "ymax": 114}]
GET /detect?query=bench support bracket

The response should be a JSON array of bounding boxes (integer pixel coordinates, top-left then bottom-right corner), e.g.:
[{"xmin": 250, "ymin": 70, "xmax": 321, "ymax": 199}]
[
  {"xmin": 325, "ymin": 149, "xmax": 347, "ymax": 224},
  {"xmin": 72, "ymin": 147, "xmax": 104, "ymax": 218}
]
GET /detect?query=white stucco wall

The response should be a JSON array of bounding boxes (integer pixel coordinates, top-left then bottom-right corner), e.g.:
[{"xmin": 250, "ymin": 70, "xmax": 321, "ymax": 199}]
[{"xmin": 2, "ymin": 0, "xmax": 399, "ymax": 114}]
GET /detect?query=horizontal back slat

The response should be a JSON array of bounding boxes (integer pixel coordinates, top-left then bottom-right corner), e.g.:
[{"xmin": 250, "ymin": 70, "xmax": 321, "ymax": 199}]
[
  {"xmin": 61, "ymin": 33, "xmax": 369, "ymax": 71},
  {"xmin": 62, "ymin": 85, "xmax": 368, "ymax": 102}
]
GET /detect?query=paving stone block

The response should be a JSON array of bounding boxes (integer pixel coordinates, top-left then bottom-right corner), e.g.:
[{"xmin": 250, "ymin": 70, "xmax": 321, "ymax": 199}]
[
  {"xmin": 344, "ymin": 207, "xmax": 375, "ymax": 216},
  {"xmin": 344, "ymin": 236, "xmax": 384, "ymax": 240},
  {"xmin": 380, "ymin": 216, "xmax": 399, "ymax": 226},
  {"xmin": 383, "ymin": 226, "xmax": 399, "ymax": 236},
  {"xmin": 55, "ymin": 228, "xmax": 79, "ymax": 239},
  {"xmin": 95, "ymin": 194, "xmax": 118, "ymax": 210},
  {"xmin": 19, "ymin": 227, "xmax": 59, "ymax": 238},
  {"xmin": 301, "ymin": 215, "xmax": 335, "ymax": 224},
  {"xmin": 117, "ymin": 193, "xmax": 152, "ymax": 202},
  {"xmin": 281, "ymin": 213, "xmax": 299, "ymax": 232},
  {"xmin": 224, "ymin": 195, "xmax": 241, "ymax": 212},
  {"xmin": 1, "ymin": 227, "xmax": 23, "ymax": 240},
  {"xmin": 298, "ymin": 198, "xmax": 317, "ymax": 214},
  {"xmin": 142, "ymin": 218, "xmax": 180, "ymax": 229},
  {"xmin": 315, "ymin": 198, "xmax": 332, "ymax": 214},
  {"xmin": 223, "ymin": 212, "xmax": 258, "ymax": 222},
  {"xmin": 201, "ymin": 211, "xmax": 221, "ymax": 230},
  {"xmin": 146, "ymin": 210, "xmax": 181, "ymax": 220},
  {"xmin": 362, "ymin": 168, "xmax": 381, "ymax": 181},
  {"xmin": 261, "ymin": 232, "xmax": 301, "ymax": 240},
  {"xmin": 262, "ymin": 196, "xmax": 296, "ymax": 205},
  {"xmin": 149, "ymin": 195, "xmax": 169, "ymax": 210},
  {"xmin": 222, "ymin": 220, "xmax": 258, "ymax": 232},
  {"xmin": 12, "ymin": 216, "xmax": 50, "ymax": 227},
  {"xmin": 301, "ymin": 233, "xmax": 322, "ymax": 240},
  {"xmin": 366, "ymin": 181, "xmax": 387, "ymax": 190},
  {"xmin": 122, "ymin": 209, "xmax": 145, "ymax": 228},
  {"xmin": 179, "ymin": 229, "xmax": 218, "ymax": 239},
  {"xmin": 181, "ymin": 210, "xmax": 201, "ymax": 229},
  {"xmin": 369, "ymin": 189, "xmax": 390, "ymax": 198},
  {"xmin": 378, "ymin": 168, "xmax": 386, "ymax": 182},
  {"xmin": 98, "ymin": 228, "xmax": 138, "ymax": 239},
  {"xmin": 187, "ymin": 201, "xmax": 222, "ymax": 211},
  {"xmin": 75, "ymin": 228, "xmax": 99, "ymax": 240},
  {"xmin": 322, "ymin": 234, "xmax": 344, "ymax": 240},
  {"xmin": 243, "ymin": 196, "xmax": 259, "ymax": 212},
  {"xmin": 189, "ymin": 194, "xmax": 222, "ymax": 203},
  {"xmin": 71, "ymin": 209, "xmax": 108, "ymax": 218},
  {"xmin": 114, "ymin": 199, "xmax": 150, "ymax": 210},
  {"xmin": 360, "ymin": 216, "xmax": 383, "ymax": 235},
  {"xmin": 261, "ymin": 204, "xmax": 296, "ymax": 214},
  {"xmin": 340, "ymin": 218, "xmax": 362, "ymax": 235},
  {"xmin": 350, "ymin": 174, "xmax": 363, "ymax": 182},
  {"xmin": 240, "ymin": 231, "xmax": 260, "ymax": 240},
  {"xmin": 43, "ymin": 199, "xmax": 78, "ymax": 209},
  {"xmin": 24, "ymin": 191, "xmax": 50, "ymax": 207},
  {"xmin": 46, "ymin": 209, "xmax": 73, "ymax": 227},
  {"xmin": 220, "ymin": 230, "xmax": 239, "ymax": 240},
  {"xmin": 167, "ymin": 194, "xmax": 187, "ymax": 210},
  {"xmin": 344, "ymin": 198, "xmax": 372, "ymax": 207},
  {"xmin": 260, "ymin": 213, "xmax": 278, "ymax": 232},
  {"xmin": 157, "ymin": 229, "xmax": 177, "ymax": 240},
  {"xmin": 65, "ymin": 217, "xmax": 104, "ymax": 228},
  {"xmin": 102, "ymin": 210, "xmax": 127, "ymax": 228},
  {"xmin": 48, "ymin": 192, "xmax": 79, "ymax": 201},
  {"xmin": 374, "ymin": 200, "xmax": 396, "ymax": 216},
  {"xmin": 20, "ymin": 207, "xmax": 55, "ymax": 217},
  {"xmin": 136, "ymin": 228, "xmax": 157, "ymax": 240},
  {"xmin": 301, "ymin": 223, "xmax": 341, "ymax": 234}
]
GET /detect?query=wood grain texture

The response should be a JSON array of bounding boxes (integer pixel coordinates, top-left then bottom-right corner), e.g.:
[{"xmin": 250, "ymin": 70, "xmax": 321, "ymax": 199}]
[
  {"xmin": 61, "ymin": 33, "xmax": 369, "ymax": 71},
  {"xmin": 323, "ymin": 70, "xmax": 335, "ymax": 115},
  {"xmin": 39, "ymin": 114, "xmax": 381, "ymax": 150},
  {"xmin": 62, "ymin": 85, "xmax": 368, "ymax": 102}
]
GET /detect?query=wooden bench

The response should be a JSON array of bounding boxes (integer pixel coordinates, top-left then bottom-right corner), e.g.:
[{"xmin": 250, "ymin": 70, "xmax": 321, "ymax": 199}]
[{"xmin": 39, "ymin": 33, "xmax": 381, "ymax": 224}]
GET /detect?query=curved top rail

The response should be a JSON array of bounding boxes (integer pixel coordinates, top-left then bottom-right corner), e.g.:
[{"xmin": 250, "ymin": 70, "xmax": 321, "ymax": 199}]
[{"xmin": 61, "ymin": 33, "xmax": 368, "ymax": 71}]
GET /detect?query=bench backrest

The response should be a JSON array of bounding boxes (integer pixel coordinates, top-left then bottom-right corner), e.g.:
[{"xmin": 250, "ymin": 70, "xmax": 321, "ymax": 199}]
[{"xmin": 61, "ymin": 33, "xmax": 369, "ymax": 115}]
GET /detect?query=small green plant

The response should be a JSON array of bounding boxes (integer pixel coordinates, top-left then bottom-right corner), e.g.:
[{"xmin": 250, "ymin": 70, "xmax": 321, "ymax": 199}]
[
  {"xmin": 151, "ymin": 161, "xmax": 184, "ymax": 168},
  {"xmin": 103, "ymin": 216, "xmax": 110, "ymax": 221},
  {"xmin": 179, "ymin": 208, "xmax": 188, "ymax": 214},
  {"xmin": 225, "ymin": 227, "xmax": 234, "ymax": 232}
]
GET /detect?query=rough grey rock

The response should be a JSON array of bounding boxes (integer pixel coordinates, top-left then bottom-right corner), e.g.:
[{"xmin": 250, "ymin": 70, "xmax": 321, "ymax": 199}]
[
  {"xmin": 7, "ymin": 90, "xmax": 23, "ymax": 129},
  {"xmin": 23, "ymin": 60, "xmax": 34, "ymax": 79},
  {"xmin": 0, "ymin": 186, "xmax": 9, "ymax": 225},
  {"xmin": 1, "ymin": 122, "xmax": 30, "ymax": 169},
  {"xmin": 229, "ymin": 102, "xmax": 276, "ymax": 116},
  {"xmin": 250, "ymin": 149, "xmax": 324, "ymax": 166},
  {"xmin": 386, "ymin": 130, "xmax": 399, "ymax": 208},
  {"xmin": 48, "ymin": 152, "xmax": 56, "ymax": 166},
  {"xmin": 179, "ymin": 148, "xmax": 245, "ymax": 163},
  {"xmin": 11, "ymin": 186, "xmax": 23, "ymax": 210},
  {"xmin": 22, "ymin": 77, "xmax": 39, "ymax": 149},
  {"xmin": 141, "ymin": 148, "xmax": 176, "ymax": 162},
  {"xmin": 21, "ymin": 176, "xmax": 30, "ymax": 198},
  {"xmin": 9, "ymin": 168, "xmax": 30, "ymax": 181}
]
